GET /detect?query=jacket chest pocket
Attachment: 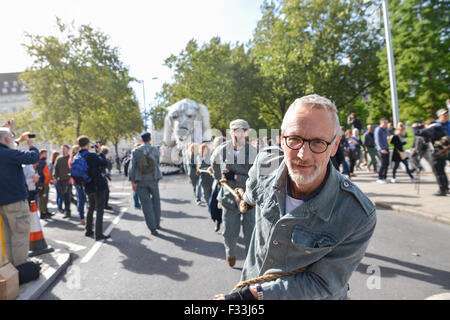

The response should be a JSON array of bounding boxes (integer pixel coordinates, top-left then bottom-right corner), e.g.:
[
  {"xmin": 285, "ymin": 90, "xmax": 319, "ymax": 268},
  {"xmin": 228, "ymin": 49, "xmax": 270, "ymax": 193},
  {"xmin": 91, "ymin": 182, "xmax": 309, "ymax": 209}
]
[
  {"xmin": 260, "ymin": 195, "xmax": 280, "ymax": 223},
  {"xmin": 291, "ymin": 226, "xmax": 336, "ymax": 251}
]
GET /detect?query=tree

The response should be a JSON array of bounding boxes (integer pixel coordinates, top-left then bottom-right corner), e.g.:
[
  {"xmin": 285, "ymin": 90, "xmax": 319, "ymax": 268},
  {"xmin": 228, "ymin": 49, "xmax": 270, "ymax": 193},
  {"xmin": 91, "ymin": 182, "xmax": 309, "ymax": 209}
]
[
  {"xmin": 374, "ymin": 0, "xmax": 449, "ymax": 121},
  {"xmin": 20, "ymin": 18, "xmax": 142, "ymax": 145},
  {"xmin": 251, "ymin": 0, "xmax": 383, "ymax": 128},
  {"xmin": 155, "ymin": 37, "xmax": 267, "ymax": 133}
]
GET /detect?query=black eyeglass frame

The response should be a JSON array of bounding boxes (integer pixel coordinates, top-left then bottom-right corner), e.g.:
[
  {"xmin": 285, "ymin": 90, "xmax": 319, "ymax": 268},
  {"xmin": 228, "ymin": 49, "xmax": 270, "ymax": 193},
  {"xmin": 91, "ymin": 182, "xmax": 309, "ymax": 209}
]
[{"xmin": 283, "ymin": 134, "xmax": 337, "ymax": 154}]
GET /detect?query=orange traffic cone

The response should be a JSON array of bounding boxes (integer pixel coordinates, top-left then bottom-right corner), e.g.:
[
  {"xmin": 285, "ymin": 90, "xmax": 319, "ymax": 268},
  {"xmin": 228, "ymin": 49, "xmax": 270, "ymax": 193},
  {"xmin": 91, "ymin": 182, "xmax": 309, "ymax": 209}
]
[{"xmin": 29, "ymin": 201, "xmax": 54, "ymax": 257}]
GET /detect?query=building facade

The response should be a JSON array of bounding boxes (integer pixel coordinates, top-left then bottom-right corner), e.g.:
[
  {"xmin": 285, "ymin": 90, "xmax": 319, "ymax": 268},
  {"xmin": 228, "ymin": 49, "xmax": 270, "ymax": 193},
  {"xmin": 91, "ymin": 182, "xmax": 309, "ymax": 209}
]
[{"xmin": 0, "ymin": 72, "xmax": 31, "ymax": 115}]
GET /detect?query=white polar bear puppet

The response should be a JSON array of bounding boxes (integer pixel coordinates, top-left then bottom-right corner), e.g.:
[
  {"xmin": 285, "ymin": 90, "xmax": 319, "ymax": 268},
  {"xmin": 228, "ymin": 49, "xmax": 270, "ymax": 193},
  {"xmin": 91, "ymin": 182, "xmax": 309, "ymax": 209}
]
[{"xmin": 160, "ymin": 98, "xmax": 212, "ymax": 165}]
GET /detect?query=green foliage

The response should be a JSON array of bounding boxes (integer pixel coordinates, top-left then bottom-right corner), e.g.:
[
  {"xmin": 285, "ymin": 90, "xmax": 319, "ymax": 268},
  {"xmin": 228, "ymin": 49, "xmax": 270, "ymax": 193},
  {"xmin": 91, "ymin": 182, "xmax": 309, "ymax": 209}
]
[
  {"xmin": 374, "ymin": 0, "xmax": 449, "ymax": 121},
  {"xmin": 155, "ymin": 37, "xmax": 267, "ymax": 133},
  {"xmin": 19, "ymin": 18, "xmax": 143, "ymax": 145},
  {"xmin": 251, "ymin": 0, "xmax": 383, "ymax": 128}
]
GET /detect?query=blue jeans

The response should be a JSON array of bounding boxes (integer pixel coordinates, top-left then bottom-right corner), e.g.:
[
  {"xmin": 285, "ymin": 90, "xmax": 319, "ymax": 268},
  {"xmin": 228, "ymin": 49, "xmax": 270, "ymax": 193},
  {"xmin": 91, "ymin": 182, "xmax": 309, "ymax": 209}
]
[
  {"xmin": 393, "ymin": 159, "xmax": 414, "ymax": 179},
  {"xmin": 136, "ymin": 180, "xmax": 161, "ymax": 231},
  {"xmin": 133, "ymin": 191, "xmax": 141, "ymax": 208},
  {"xmin": 378, "ymin": 152, "xmax": 390, "ymax": 180},
  {"xmin": 75, "ymin": 184, "xmax": 87, "ymax": 220},
  {"xmin": 55, "ymin": 183, "xmax": 63, "ymax": 210},
  {"xmin": 341, "ymin": 159, "xmax": 350, "ymax": 175}
]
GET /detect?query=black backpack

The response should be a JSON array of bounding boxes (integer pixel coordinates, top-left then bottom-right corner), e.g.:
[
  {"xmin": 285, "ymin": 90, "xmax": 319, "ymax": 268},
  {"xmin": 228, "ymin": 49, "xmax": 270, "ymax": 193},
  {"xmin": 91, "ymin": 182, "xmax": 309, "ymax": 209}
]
[{"xmin": 15, "ymin": 261, "xmax": 41, "ymax": 285}]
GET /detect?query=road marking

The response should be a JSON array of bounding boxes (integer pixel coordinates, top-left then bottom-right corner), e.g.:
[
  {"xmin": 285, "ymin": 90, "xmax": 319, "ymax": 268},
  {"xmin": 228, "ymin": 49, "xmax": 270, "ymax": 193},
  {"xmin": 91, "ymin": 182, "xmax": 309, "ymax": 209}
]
[
  {"xmin": 109, "ymin": 192, "xmax": 132, "ymax": 196},
  {"xmin": 53, "ymin": 239, "xmax": 87, "ymax": 252},
  {"xmin": 425, "ymin": 293, "xmax": 450, "ymax": 300},
  {"xmin": 80, "ymin": 207, "xmax": 127, "ymax": 264}
]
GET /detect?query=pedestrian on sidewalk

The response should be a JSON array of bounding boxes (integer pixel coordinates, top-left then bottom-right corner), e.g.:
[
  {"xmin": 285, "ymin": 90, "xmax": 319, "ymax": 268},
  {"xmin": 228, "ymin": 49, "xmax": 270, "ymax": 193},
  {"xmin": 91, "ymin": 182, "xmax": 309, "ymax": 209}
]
[
  {"xmin": 35, "ymin": 150, "xmax": 52, "ymax": 219},
  {"xmin": 76, "ymin": 136, "xmax": 111, "ymax": 241},
  {"xmin": 128, "ymin": 132, "xmax": 163, "ymax": 235},
  {"xmin": 53, "ymin": 145, "xmax": 72, "ymax": 218},
  {"xmin": 347, "ymin": 128, "xmax": 362, "ymax": 177},
  {"xmin": 0, "ymin": 127, "xmax": 39, "ymax": 266},
  {"xmin": 413, "ymin": 114, "xmax": 449, "ymax": 196},
  {"xmin": 210, "ymin": 119, "xmax": 258, "ymax": 268},
  {"xmin": 217, "ymin": 94, "xmax": 376, "ymax": 300},
  {"xmin": 390, "ymin": 125, "xmax": 415, "ymax": 183},
  {"xmin": 363, "ymin": 124, "xmax": 378, "ymax": 173},
  {"xmin": 410, "ymin": 120, "xmax": 434, "ymax": 173},
  {"xmin": 374, "ymin": 118, "xmax": 390, "ymax": 184}
]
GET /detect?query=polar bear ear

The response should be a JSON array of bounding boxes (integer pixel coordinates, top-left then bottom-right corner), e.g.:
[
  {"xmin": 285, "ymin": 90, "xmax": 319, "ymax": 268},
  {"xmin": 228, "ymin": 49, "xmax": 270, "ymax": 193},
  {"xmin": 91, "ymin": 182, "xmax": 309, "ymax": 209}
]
[
  {"xmin": 163, "ymin": 112, "xmax": 176, "ymax": 147},
  {"xmin": 198, "ymin": 103, "xmax": 212, "ymax": 141}
]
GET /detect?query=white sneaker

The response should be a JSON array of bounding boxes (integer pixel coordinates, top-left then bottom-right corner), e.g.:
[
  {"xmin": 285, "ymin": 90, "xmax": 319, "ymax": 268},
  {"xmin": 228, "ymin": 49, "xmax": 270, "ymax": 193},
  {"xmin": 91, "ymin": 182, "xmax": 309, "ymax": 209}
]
[
  {"xmin": 376, "ymin": 179, "xmax": 387, "ymax": 184},
  {"xmin": 390, "ymin": 179, "xmax": 397, "ymax": 183}
]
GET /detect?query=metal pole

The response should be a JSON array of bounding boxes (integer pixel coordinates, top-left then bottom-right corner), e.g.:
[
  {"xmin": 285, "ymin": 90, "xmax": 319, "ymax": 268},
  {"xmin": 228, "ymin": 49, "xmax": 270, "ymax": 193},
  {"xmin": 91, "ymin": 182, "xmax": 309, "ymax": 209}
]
[
  {"xmin": 382, "ymin": 0, "xmax": 400, "ymax": 127},
  {"xmin": 141, "ymin": 80, "xmax": 147, "ymax": 130}
]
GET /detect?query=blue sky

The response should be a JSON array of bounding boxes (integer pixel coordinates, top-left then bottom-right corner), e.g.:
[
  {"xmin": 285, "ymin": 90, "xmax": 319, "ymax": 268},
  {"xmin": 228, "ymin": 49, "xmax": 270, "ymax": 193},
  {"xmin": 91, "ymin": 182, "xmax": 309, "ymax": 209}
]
[{"xmin": 1, "ymin": 0, "xmax": 265, "ymax": 110}]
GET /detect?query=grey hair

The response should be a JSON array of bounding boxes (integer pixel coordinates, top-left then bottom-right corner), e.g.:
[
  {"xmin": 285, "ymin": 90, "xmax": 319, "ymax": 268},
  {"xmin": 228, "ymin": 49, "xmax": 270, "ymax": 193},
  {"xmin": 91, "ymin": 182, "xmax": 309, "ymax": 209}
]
[
  {"xmin": 0, "ymin": 127, "xmax": 12, "ymax": 144},
  {"xmin": 281, "ymin": 94, "xmax": 341, "ymax": 136}
]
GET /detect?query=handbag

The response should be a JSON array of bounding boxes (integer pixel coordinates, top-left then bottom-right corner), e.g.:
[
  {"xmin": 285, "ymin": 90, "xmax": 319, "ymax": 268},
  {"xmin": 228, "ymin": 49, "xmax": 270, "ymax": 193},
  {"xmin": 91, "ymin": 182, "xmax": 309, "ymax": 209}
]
[{"xmin": 399, "ymin": 150, "xmax": 408, "ymax": 160}]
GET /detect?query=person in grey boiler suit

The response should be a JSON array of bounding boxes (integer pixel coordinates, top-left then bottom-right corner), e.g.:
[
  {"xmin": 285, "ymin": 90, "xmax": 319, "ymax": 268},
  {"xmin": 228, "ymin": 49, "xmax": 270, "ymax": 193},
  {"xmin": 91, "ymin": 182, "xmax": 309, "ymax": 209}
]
[
  {"xmin": 216, "ymin": 94, "xmax": 376, "ymax": 300},
  {"xmin": 129, "ymin": 132, "xmax": 163, "ymax": 236},
  {"xmin": 210, "ymin": 119, "xmax": 258, "ymax": 268}
]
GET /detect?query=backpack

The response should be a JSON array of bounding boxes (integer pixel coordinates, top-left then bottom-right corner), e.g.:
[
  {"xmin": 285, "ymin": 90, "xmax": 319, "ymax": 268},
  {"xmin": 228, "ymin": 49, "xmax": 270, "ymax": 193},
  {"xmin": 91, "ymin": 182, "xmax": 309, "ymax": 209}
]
[
  {"xmin": 70, "ymin": 151, "xmax": 91, "ymax": 185},
  {"xmin": 137, "ymin": 147, "xmax": 156, "ymax": 176}
]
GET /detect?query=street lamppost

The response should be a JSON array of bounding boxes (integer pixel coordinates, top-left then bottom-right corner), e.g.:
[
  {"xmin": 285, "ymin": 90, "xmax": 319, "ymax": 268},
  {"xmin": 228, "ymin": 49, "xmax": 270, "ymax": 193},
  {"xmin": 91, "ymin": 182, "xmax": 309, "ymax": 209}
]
[
  {"xmin": 136, "ymin": 77, "xmax": 158, "ymax": 132},
  {"xmin": 136, "ymin": 79, "xmax": 147, "ymax": 130},
  {"xmin": 382, "ymin": 0, "xmax": 400, "ymax": 127},
  {"xmin": 149, "ymin": 77, "xmax": 158, "ymax": 134}
]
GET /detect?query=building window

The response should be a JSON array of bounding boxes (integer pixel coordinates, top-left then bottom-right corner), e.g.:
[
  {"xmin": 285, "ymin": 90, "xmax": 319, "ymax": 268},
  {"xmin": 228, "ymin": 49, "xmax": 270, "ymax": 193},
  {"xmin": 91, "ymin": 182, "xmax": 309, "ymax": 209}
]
[
  {"xmin": 13, "ymin": 81, "xmax": 18, "ymax": 87},
  {"xmin": 11, "ymin": 87, "xmax": 17, "ymax": 93},
  {"xmin": 3, "ymin": 81, "xmax": 9, "ymax": 87},
  {"xmin": 2, "ymin": 88, "xmax": 7, "ymax": 94}
]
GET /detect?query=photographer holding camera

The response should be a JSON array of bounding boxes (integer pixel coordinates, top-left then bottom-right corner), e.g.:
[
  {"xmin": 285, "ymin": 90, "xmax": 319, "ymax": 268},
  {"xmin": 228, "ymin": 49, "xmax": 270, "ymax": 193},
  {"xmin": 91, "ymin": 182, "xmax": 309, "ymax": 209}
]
[{"xmin": 0, "ymin": 121, "xmax": 40, "ymax": 266}]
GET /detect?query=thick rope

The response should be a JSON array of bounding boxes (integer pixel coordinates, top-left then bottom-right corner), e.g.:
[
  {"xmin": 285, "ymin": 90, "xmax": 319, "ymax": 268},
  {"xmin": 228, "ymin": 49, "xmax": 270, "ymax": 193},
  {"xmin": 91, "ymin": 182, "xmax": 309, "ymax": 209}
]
[{"xmin": 230, "ymin": 266, "xmax": 308, "ymax": 293}]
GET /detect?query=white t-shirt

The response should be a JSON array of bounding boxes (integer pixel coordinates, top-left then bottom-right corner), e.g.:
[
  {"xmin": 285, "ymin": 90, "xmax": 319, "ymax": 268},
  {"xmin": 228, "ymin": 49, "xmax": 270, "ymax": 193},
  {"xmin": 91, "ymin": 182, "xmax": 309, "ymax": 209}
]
[{"xmin": 285, "ymin": 193, "xmax": 306, "ymax": 214}]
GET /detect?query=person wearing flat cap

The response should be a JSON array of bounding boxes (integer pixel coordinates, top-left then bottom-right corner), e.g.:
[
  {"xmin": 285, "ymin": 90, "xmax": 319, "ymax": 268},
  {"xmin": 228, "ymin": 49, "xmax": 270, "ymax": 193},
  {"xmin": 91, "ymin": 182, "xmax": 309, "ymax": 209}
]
[
  {"xmin": 129, "ymin": 132, "xmax": 163, "ymax": 235},
  {"xmin": 210, "ymin": 119, "xmax": 258, "ymax": 268}
]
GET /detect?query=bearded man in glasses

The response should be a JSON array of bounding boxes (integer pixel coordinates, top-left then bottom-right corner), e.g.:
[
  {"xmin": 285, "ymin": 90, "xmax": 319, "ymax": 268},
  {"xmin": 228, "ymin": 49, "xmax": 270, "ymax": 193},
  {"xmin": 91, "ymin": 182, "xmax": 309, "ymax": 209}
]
[{"xmin": 220, "ymin": 94, "xmax": 377, "ymax": 300}]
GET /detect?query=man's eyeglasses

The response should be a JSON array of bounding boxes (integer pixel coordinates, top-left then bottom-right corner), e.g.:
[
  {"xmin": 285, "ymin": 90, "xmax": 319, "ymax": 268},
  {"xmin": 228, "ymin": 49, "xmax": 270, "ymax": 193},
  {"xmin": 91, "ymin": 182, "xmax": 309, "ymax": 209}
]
[{"xmin": 283, "ymin": 134, "xmax": 336, "ymax": 154}]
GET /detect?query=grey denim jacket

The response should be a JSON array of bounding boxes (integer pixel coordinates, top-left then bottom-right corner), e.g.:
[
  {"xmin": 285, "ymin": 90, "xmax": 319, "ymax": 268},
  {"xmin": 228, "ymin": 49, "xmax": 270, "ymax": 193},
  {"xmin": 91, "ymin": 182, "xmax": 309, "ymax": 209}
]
[
  {"xmin": 129, "ymin": 144, "xmax": 163, "ymax": 183},
  {"xmin": 241, "ymin": 147, "xmax": 376, "ymax": 299},
  {"xmin": 210, "ymin": 140, "xmax": 258, "ymax": 210}
]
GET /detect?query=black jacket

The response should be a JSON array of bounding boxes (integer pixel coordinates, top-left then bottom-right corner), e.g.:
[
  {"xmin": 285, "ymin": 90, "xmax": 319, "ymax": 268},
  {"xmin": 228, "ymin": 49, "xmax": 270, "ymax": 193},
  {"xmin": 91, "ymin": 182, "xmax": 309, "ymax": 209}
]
[{"xmin": 80, "ymin": 149, "xmax": 108, "ymax": 194}]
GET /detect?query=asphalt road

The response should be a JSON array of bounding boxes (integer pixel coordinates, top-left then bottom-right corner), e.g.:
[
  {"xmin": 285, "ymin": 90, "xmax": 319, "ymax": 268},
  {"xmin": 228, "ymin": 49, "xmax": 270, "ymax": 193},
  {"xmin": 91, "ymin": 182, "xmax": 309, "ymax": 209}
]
[{"xmin": 38, "ymin": 172, "xmax": 450, "ymax": 300}]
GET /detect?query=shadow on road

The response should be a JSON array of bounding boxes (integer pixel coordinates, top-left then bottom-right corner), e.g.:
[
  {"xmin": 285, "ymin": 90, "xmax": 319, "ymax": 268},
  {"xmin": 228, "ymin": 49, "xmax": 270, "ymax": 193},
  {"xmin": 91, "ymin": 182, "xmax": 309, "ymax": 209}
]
[
  {"xmin": 108, "ymin": 229, "xmax": 193, "ymax": 281},
  {"xmin": 161, "ymin": 198, "xmax": 191, "ymax": 205},
  {"xmin": 356, "ymin": 252, "xmax": 450, "ymax": 290},
  {"xmin": 156, "ymin": 228, "xmax": 229, "ymax": 260},
  {"xmin": 162, "ymin": 209, "xmax": 208, "ymax": 220}
]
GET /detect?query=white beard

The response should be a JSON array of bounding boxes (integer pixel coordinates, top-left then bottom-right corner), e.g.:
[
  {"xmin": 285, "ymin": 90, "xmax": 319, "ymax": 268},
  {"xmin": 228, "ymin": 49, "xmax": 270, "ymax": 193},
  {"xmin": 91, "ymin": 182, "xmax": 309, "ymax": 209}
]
[{"xmin": 286, "ymin": 158, "xmax": 325, "ymax": 186}]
